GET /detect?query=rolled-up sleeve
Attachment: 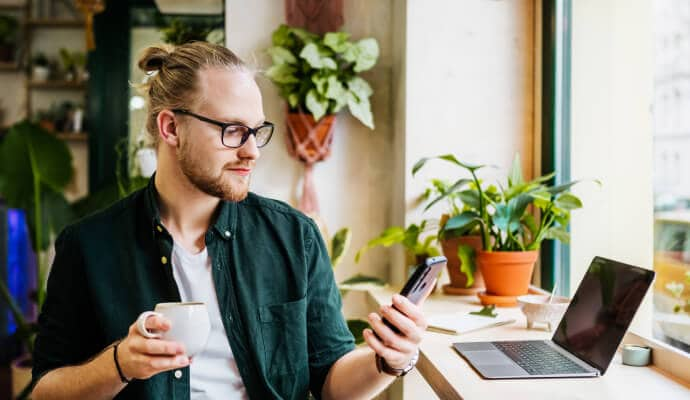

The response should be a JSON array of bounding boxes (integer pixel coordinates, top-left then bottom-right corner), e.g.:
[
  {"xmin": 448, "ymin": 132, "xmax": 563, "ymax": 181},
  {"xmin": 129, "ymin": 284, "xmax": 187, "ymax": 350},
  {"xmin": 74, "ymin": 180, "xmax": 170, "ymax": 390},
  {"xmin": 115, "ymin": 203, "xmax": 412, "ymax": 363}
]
[
  {"xmin": 304, "ymin": 222, "xmax": 356, "ymax": 399},
  {"xmin": 32, "ymin": 227, "xmax": 97, "ymax": 381}
]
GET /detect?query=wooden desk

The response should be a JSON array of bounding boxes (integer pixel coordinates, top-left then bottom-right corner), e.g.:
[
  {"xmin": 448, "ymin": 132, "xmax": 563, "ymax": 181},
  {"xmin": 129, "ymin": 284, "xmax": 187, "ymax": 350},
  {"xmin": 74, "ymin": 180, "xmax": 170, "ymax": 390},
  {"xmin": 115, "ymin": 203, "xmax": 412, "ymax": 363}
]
[{"xmin": 364, "ymin": 287, "xmax": 690, "ymax": 400}]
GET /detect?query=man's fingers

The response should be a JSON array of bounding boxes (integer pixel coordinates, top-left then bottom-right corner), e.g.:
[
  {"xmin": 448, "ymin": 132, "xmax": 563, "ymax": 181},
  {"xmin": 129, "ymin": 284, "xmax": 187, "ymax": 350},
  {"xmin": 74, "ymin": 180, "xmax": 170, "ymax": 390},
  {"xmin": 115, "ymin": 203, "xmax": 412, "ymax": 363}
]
[
  {"xmin": 144, "ymin": 315, "xmax": 171, "ymax": 333},
  {"xmin": 367, "ymin": 313, "xmax": 416, "ymax": 354},
  {"xmin": 132, "ymin": 338, "xmax": 186, "ymax": 356},
  {"xmin": 363, "ymin": 329, "xmax": 407, "ymax": 367},
  {"xmin": 392, "ymin": 294, "xmax": 427, "ymax": 329},
  {"xmin": 380, "ymin": 305, "xmax": 422, "ymax": 343}
]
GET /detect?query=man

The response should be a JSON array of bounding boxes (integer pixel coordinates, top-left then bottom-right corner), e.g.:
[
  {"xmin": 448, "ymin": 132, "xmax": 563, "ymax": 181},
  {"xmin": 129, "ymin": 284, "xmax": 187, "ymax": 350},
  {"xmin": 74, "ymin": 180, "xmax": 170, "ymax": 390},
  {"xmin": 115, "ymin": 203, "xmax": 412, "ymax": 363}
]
[{"xmin": 31, "ymin": 42, "xmax": 429, "ymax": 400}]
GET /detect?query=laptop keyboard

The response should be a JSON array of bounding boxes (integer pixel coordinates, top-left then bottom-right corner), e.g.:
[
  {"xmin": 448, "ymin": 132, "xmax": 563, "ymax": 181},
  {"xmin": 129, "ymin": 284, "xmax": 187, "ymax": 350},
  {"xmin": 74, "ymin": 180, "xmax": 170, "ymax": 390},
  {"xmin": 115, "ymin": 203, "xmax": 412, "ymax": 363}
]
[{"xmin": 493, "ymin": 341, "xmax": 590, "ymax": 375}]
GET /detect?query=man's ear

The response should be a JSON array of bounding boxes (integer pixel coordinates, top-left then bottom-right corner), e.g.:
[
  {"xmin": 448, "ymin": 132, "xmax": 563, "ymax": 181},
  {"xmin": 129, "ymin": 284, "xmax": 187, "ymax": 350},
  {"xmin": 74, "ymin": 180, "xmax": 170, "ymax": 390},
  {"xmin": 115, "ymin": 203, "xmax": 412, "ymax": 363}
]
[{"xmin": 157, "ymin": 109, "xmax": 180, "ymax": 147}]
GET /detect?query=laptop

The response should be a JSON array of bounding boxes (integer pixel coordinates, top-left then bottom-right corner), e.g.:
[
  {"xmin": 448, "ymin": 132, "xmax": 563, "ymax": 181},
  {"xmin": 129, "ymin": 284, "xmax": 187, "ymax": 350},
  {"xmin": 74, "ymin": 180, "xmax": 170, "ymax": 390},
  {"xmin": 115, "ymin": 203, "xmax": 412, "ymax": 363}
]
[{"xmin": 453, "ymin": 256, "xmax": 655, "ymax": 379}]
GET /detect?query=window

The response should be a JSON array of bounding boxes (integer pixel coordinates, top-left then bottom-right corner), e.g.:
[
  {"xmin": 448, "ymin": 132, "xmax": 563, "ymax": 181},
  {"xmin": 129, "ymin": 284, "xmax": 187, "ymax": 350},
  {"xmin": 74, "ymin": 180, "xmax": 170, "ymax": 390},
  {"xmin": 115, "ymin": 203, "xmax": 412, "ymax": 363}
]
[{"xmin": 652, "ymin": 0, "xmax": 690, "ymax": 354}]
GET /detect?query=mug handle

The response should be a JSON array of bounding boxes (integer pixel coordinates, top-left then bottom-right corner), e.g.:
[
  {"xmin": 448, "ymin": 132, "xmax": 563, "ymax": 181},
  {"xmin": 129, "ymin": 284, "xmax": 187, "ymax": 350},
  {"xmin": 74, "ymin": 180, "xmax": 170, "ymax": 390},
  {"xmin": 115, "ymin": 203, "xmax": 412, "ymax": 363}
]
[{"xmin": 136, "ymin": 311, "xmax": 164, "ymax": 339}]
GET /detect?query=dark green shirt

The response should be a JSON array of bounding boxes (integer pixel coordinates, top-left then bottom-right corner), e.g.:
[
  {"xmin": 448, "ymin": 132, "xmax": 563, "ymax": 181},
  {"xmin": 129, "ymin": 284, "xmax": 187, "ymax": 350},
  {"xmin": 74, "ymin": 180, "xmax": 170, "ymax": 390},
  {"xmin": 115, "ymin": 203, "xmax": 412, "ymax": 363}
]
[{"xmin": 32, "ymin": 178, "xmax": 355, "ymax": 399}]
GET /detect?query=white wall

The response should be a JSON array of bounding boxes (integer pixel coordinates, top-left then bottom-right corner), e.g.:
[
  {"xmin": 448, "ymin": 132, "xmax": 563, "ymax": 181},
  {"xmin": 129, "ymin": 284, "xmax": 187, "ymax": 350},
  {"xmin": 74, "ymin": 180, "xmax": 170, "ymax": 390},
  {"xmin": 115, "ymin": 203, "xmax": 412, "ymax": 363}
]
[
  {"xmin": 225, "ymin": 0, "xmax": 395, "ymax": 284},
  {"xmin": 396, "ymin": 0, "xmax": 537, "ymax": 284},
  {"xmin": 570, "ymin": 0, "xmax": 654, "ymax": 335}
]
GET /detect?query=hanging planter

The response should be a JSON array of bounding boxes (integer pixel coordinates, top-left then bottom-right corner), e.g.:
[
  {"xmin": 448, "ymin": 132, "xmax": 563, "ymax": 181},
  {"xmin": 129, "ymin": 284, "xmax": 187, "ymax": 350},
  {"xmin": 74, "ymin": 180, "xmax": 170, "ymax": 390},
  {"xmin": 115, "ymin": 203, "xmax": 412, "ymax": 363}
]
[
  {"xmin": 285, "ymin": 111, "xmax": 336, "ymax": 212},
  {"xmin": 266, "ymin": 24, "xmax": 379, "ymax": 216}
]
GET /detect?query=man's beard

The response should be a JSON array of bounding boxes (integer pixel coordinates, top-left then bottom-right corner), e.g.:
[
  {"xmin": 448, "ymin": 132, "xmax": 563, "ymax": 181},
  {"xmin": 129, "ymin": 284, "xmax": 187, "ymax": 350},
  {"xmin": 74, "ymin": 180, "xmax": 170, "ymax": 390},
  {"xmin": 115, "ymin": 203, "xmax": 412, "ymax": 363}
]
[{"xmin": 177, "ymin": 140, "xmax": 250, "ymax": 202}]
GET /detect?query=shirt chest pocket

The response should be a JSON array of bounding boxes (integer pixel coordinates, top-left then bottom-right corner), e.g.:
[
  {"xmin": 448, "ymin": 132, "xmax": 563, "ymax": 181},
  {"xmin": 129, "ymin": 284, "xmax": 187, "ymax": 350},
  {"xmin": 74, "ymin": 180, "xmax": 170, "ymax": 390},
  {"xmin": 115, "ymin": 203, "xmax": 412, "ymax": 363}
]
[{"xmin": 258, "ymin": 296, "xmax": 309, "ymax": 376}]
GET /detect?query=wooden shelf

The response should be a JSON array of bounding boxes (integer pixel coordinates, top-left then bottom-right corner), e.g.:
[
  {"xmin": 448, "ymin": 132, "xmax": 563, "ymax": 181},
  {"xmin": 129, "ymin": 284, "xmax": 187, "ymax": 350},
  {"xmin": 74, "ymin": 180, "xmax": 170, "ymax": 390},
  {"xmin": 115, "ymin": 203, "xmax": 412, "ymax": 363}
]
[
  {"xmin": 0, "ymin": 3, "xmax": 26, "ymax": 11},
  {"xmin": 0, "ymin": 62, "xmax": 20, "ymax": 71},
  {"xmin": 54, "ymin": 132, "xmax": 88, "ymax": 141},
  {"xmin": 28, "ymin": 80, "xmax": 86, "ymax": 90},
  {"xmin": 26, "ymin": 19, "xmax": 84, "ymax": 28}
]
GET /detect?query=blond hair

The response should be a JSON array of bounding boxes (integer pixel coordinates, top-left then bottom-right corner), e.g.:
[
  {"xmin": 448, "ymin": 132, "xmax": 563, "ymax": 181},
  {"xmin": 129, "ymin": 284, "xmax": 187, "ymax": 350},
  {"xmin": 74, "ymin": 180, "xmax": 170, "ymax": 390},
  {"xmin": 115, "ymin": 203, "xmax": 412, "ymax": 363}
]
[{"xmin": 136, "ymin": 41, "xmax": 247, "ymax": 144}]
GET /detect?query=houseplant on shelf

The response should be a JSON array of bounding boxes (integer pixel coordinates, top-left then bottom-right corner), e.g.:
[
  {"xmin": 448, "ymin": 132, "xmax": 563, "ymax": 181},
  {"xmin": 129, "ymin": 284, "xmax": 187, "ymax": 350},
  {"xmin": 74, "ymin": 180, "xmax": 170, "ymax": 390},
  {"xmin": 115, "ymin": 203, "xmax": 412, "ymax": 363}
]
[
  {"xmin": 329, "ymin": 228, "xmax": 384, "ymax": 344},
  {"xmin": 355, "ymin": 220, "xmax": 441, "ymax": 285},
  {"xmin": 31, "ymin": 52, "xmax": 51, "ymax": 82},
  {"xmin": 0, "ymin": 120, "xmax": 75, "ymax": 398},
  {"xmin": 265, "ymin": 24, "xmax": 379, "ymax": 215},
  {"xmin": 0, "ymin": 14, "xmax": 18, "ymax": 62},
  {"xmin": 414, "ymin": 153, "xmax": 591, "ymax": 306},
  {"xmin": 414, "ymin": 174, "xmax": 499, "ymax": 295}
]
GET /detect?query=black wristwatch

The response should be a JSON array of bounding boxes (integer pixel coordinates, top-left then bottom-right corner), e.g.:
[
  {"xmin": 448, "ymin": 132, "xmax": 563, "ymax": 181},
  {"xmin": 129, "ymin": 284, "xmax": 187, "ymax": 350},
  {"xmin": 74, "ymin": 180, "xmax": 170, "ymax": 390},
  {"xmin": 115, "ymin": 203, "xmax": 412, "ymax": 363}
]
[{"xmin": 375, "ymin": 349, "xmax": 419, "ymax": 377}]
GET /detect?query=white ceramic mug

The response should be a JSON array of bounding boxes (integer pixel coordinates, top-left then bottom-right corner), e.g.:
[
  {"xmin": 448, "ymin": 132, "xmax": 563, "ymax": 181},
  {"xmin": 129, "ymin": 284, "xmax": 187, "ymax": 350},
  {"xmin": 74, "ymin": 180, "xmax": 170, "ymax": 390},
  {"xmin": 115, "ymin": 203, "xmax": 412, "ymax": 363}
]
[{"xmin": 136, "ymin": 302, "xmax": 211, "ymax": 357}]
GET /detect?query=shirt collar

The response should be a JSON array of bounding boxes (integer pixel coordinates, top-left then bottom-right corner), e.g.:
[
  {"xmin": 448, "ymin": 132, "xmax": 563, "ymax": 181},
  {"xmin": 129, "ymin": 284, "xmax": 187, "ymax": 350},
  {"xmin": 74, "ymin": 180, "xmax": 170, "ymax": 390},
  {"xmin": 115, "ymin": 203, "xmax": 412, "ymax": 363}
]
[{"xmin": 143, "ymin": 174, "xmax": 237, "ymax": 241}]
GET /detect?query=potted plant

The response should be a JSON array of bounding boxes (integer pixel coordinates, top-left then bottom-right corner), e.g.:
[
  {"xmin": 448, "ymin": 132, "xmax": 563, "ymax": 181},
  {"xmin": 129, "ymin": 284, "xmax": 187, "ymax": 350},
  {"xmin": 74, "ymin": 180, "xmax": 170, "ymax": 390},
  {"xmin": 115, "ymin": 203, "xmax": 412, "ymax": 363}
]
[
  {"xmin": 265, "ymin": 24, "xmax": 378, "ymax": 214},
  {"xmin": 0, "ymin": 15, "xmax": 18, "ymax": 62},
  {"xmin": 414, "ymin": 153, "xmax": 590, "ymax": 306},
  {"xmin": 355, "ymin": 220, "xmax": 441, "ymax": 284},
  {"xmin": 415, "ymin": 175, "xmax": 497, "ymax": 295},
  {"xmin": 329, "ymin": 228, "xmax": 384, "ymax": 344},
  {"xmin": 160, "ymin": 18, "xmax": 214, "ymax": 45},
  {"xmin": 31, "ymin": 52, "xmax": 51, "ymax": 82},
  {"xmin": 0, "ymin": 121, "xmax": 75, "ymax": 398}
]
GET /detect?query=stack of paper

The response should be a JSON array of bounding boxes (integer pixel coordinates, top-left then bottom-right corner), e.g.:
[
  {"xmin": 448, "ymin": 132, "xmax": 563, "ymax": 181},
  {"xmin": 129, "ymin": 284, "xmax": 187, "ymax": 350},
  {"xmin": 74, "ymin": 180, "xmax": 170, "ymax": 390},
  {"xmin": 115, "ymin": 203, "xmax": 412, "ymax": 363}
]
[{"xmin": 427, "ymin": 313, "xmax": 515, "ymax": 335}]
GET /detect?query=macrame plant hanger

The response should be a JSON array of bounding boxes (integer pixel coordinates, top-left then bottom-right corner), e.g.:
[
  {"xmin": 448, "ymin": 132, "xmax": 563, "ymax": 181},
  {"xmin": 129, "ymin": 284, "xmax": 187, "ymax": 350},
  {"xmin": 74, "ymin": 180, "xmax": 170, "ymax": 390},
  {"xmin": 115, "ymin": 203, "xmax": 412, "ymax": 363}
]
[{"xmin": 284, "ymin": 0, "xmax": 344, "ymax": 216}]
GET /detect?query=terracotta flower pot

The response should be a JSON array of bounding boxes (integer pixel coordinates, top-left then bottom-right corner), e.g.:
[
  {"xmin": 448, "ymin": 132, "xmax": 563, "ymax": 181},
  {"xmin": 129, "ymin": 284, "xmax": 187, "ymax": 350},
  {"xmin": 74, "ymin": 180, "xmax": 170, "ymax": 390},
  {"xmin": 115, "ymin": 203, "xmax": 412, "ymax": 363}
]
[
  {"xmin": 441, "ymin": 235, "xmax": 485, "ymax": 291},
  {"xmin": 285, "ymin": 111, "xmax": 336, "ymax": 164},
  {"xmin": 476, "ymin": 250, "xmax": 539, "ymax": 296}
]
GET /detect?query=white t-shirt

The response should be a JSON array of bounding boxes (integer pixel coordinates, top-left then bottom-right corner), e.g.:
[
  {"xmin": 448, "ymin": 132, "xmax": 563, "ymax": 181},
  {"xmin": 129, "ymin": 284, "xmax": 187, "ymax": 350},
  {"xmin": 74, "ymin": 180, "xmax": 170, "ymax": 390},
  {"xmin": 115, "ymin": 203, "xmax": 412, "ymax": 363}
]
[{"xmin": 171, "ymin": 242, "xmax": 248, "ymax": 400}]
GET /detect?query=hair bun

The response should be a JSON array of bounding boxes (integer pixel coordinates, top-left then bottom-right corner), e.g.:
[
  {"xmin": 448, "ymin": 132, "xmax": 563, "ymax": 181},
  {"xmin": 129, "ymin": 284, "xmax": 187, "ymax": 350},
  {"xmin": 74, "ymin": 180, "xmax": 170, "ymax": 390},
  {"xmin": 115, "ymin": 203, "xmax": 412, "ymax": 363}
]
[{"xmin": 137, "ymin": 45, "xmax": 174, "ymax": 73}]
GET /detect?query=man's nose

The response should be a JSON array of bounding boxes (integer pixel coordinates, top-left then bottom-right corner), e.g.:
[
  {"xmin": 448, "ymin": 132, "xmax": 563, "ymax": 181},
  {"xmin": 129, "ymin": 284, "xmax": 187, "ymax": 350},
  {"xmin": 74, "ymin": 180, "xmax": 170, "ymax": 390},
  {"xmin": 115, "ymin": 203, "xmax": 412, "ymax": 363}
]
[{"xmin": 238, "ymin": 134, "xmax": 261, "ymax": 160}]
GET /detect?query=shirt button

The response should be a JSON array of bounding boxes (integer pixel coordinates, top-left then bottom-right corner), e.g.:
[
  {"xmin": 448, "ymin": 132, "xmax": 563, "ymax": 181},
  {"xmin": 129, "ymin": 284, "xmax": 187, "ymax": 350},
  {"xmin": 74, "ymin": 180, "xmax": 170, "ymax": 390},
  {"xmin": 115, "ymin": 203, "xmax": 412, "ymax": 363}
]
[
  {"xmin": 161, "ymin": 256, "xmax": 168, "ymax": 265},
  {"xmin": 174, "ymin": 370, "xmax": 182, "ymax": 379},
  {"xmin": 224, "ymin": 230, "xmax": 231, "ymax": 238}
]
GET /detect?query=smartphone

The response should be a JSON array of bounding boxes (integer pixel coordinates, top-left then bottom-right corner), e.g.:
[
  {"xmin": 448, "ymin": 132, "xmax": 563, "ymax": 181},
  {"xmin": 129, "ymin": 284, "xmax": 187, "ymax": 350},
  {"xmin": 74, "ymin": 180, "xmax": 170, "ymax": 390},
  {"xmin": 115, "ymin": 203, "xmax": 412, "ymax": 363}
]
[{"xmin": 381, "ymin": 256, "xmax": 447, "ymax": 334}]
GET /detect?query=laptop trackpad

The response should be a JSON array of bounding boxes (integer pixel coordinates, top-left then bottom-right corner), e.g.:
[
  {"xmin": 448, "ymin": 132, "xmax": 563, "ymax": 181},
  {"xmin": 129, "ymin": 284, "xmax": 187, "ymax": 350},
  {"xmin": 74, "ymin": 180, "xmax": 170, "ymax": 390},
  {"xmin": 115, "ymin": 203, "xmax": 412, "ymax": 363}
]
[{"xmin": 462, "ymin": 350, "xmax": 527, "ymax": 377}]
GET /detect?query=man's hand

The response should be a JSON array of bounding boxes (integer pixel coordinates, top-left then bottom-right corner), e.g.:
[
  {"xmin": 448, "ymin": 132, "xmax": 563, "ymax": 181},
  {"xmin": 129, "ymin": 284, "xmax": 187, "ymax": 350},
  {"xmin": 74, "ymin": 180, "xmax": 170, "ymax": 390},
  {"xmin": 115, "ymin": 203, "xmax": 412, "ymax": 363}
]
[
  {"xmin": 363, "ymin": 294, "xmax": 428, "ymax": 369},
  {"xmin": 117, "ymin": 315, "xmax": 190, "ymax": 380}
]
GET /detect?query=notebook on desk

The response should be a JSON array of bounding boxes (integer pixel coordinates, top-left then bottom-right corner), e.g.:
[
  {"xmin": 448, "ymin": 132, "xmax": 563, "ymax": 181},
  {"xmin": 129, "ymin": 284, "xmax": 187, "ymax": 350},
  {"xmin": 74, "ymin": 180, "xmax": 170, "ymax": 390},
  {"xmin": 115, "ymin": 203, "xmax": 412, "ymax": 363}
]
[
  {"xmin": 453, "ymin": 257, "xmax": 655, "ymax": 379},
  {"xmin": 428, "ymin": 313, "xmax": 515, "ymax": 335}
]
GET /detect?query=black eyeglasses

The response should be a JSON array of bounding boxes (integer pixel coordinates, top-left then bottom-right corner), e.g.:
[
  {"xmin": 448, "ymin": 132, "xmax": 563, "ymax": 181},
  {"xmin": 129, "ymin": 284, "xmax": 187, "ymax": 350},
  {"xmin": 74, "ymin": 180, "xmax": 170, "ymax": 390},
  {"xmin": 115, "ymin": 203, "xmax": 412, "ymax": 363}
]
[{"xmin": 172, "ymin": 109, "xmax": 274, "ymax": 148}]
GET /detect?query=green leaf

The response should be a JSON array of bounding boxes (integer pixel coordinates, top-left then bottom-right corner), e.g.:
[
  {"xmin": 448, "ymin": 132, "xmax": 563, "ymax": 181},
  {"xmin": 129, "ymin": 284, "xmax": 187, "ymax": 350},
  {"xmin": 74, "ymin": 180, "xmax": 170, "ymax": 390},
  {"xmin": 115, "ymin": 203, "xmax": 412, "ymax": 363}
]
[
  {"xmin": 287, "ymin": 93, "xmax": 299, "ymax": 108},
  {"xmin": 300, "ymin": 43, "xmax": 323, "ymax": 68},
  {"xmin": 458, "ymin": 244, "xmax": 476, "ymax": 287},
  {"xmin": 354, "ymin": 38, "xmax": 379, "ymax": 72},
  {"xmin": 412, "ymin": 155, "xmax": 484, "ymax": 176},
  {"xmin": 305, "ymin": 89, "xmax": 329, "ymax": 121},
  {"xmin": 312, "ymin": 75, "xmax": 328, "ymax": 95},
  {"xmin": 355, "ymin": 226, "xmax": 406, "ymax": 263},
  {"xmin": 325, "ymin": 75, "xmax": 346, "ymax": 100},
  {"xmin": 346, "ymin": 77, "xmax": 373, "ymax": 101},
  {"xmin": 324, "ymin": 31, "xmax": 351, "ymax": 53},
  {"xmin": 331, "ymin": 228, "xmax": 352, "ymax": 268},
  {"xmin": 423, "ymin": 178, "xmax": 472, "ymax": 211},
  {"xmin": 493, "ymin": 204, "xmax": 521, "ymax": 233},
  {"xmin": 469, "ymin": 305, "xmax": 498, "ymax": 318},
  {"xmin": 459, "ymin": 189, "xmax": 481, "ymax": 210},
  {"xmin": 443, "ymin": 211, "xmax": 481, "ymax": 234},
  {"xmin": 266, "ymin": 46, "xmax": 297, "ymax": 65},
  {"xmin": 508, "ymin": 153, "xmax": 523, "ymax": 187},
  {"xmin": 346, "ymin": 92, "xmax": 374, "ymax": 129},
  {"xmin": 522, "ymin": 213, "xmax": 538, "ymax": 236},
  {"xmin": 346, "ymin": 319, "xmax": 370, "ymax": 345},
  {"xmin": 321, "ymin": 57, "xmax": 337, "ymax": 70},
  {"xmin": 271, "ymin": 24, "xmax": 293, "ymax": 47},
  {"xmin": 545, "ymin": 227, "xmax": 570, "ymax": 243},
  {"xmin": 554, "ymin": 193, "xmax": 583, "ymax": 210},
  {"xmin": 341, "ymin": 274, "xmax": 387, "ymax": 286},
  {"xmin": 300, "ymin": 43, "xmax": 336, "ymax": 70},
  {"xmin": 265, "ymin": 64, "xmax": 299, "ymax": 84}
]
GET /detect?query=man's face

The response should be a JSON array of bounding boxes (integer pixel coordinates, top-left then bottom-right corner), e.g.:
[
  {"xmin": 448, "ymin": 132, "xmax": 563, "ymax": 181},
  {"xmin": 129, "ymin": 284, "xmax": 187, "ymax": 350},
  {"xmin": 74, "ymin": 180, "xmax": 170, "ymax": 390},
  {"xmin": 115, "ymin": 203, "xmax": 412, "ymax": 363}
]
[{"xmin": 176, "ymin": 67, "xmax": 264, "ymax": 202}]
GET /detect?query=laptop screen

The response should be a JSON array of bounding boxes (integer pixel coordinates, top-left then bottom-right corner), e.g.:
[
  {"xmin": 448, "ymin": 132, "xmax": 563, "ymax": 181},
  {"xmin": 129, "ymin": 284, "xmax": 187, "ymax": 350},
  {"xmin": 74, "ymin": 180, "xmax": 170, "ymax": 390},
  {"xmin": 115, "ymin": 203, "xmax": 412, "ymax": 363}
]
[{"xmin": 552, "ymin": 257, "xmax": 655, "ymax": 374}]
